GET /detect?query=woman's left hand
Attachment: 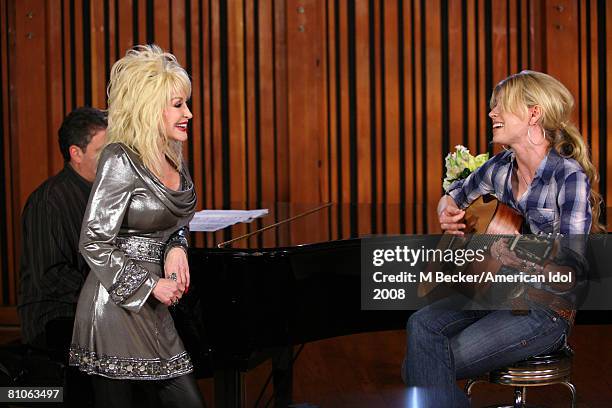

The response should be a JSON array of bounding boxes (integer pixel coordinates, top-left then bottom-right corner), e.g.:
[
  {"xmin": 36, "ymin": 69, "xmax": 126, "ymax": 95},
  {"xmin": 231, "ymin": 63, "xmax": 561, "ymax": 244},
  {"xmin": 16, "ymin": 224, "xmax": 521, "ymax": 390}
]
[
  {"xmin": 490, "ymin": 238, "xmax": 524, "ymax": 270},
  {"xmin": 165, "ymin": 247, "xmax": 190, "ymax": 294}
]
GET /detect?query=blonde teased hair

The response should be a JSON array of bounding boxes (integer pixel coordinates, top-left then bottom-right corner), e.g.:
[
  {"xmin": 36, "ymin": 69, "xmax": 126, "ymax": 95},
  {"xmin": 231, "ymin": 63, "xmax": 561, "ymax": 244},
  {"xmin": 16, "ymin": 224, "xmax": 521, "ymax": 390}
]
[
  {"xmin": 106, "ymin": 44, "xmax": 191, "ymax": 176},
  {"xmin": 490, "ymin": 70, "xmax": 605, "ymax": 233}
]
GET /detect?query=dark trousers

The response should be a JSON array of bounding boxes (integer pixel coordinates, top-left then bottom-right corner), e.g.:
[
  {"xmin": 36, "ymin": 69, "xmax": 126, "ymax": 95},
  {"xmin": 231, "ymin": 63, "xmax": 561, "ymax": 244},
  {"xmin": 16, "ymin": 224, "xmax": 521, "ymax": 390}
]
[
  {"xmin": 91, "ymin": 374, "xmax": 205, "ymax": 408},
  {"xmin": 28, "ymin": 318, "xmax": 95, "ymax": 407}
]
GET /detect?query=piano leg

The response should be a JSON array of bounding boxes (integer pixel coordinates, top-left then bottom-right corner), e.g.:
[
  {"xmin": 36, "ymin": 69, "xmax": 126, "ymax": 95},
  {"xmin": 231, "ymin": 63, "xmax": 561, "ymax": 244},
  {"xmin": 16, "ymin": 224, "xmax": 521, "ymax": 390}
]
[
  {"xmin": 272, "ymin": 346, "xmax": 293, "ymax": 407},
  {"xmin": 213, "ymin": 347, "xmax": 293, "ymax": 408},
  {"xmin": 214, "ymin": 368, "xmax": 244, "ymax": 408}
]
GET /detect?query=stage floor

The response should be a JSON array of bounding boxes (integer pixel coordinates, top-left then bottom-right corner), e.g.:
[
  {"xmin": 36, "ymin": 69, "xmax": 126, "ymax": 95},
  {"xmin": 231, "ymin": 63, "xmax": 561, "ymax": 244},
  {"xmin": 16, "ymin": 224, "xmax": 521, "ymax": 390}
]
[{"xmin": 2, "ymin": 325, "xmax": 611, "ymax": 407}]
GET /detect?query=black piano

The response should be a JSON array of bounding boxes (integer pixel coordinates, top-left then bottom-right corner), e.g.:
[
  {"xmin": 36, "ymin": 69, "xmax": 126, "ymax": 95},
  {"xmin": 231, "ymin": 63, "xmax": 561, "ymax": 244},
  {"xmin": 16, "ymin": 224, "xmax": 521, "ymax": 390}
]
[{"xmin": 173, "ymin": 203, "xmax": 412, "ymax": 408}]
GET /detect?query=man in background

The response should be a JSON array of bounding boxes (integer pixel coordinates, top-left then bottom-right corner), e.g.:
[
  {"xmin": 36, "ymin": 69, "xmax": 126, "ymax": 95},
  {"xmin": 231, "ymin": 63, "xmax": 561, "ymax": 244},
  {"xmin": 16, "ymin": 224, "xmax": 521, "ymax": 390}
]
[{"xmin": 18, "ymin": 106, "xmax": 107, "ymax": 352}]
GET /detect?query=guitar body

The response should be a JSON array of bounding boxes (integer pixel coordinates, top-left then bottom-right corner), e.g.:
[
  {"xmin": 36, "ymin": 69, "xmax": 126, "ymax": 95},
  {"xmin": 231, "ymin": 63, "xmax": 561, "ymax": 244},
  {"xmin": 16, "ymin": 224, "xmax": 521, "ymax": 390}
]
[
  {"xmin": 417, "ymin": 195, "xmax": 523, "ymax": 297},
  {"xmin": 463, "ymin": 194, "xmax": 523, "ymax": 235}
]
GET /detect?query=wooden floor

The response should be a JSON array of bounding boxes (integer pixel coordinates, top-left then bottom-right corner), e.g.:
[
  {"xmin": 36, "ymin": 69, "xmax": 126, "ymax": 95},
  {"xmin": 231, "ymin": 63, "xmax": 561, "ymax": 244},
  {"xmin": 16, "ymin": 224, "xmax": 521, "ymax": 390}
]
[
  {"xmin": 2, "ymin": 325, "xmax": 611, "ymax": 407},
  {"xmin": 225, "ymin": 325, "xmax": 612, "ymax": 408}
]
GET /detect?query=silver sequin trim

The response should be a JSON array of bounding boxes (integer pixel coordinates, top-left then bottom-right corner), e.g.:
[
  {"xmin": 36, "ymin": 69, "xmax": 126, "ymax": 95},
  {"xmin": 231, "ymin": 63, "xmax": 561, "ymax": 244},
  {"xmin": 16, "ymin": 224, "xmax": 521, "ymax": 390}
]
[
  {"xmin": 68, "ymin": 345, "xmax": 193, "ymax": 380},
  {"xmin": 116, "ymin": 236, "xmax": 165, "ymax": 264},
  {"xmin": 108, "ymin": 261, "xmax": 149, "ymax": 304}
]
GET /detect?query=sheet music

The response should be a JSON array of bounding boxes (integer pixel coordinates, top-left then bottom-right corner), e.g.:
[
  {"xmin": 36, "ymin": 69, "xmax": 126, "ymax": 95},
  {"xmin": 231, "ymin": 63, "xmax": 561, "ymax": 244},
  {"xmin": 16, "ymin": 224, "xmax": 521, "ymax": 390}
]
[{"xmin": 189, "ymin": 209, "xmax": 269, "ymax": 232}]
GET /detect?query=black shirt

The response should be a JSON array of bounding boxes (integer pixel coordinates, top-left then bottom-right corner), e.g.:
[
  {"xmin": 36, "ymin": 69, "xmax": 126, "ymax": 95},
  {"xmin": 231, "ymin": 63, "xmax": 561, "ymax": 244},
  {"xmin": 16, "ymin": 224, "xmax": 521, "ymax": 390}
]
[{"xmin": 17, "ymin": 163, "xmax": 92, "ymax": 345}]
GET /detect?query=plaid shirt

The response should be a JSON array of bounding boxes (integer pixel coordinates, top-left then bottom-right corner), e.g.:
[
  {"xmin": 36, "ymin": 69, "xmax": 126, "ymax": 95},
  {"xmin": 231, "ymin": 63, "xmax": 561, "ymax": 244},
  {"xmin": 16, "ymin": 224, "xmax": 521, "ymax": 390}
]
[{"xmin": 447, "ymin": 148, "xmax": 592, "ymax": 235}]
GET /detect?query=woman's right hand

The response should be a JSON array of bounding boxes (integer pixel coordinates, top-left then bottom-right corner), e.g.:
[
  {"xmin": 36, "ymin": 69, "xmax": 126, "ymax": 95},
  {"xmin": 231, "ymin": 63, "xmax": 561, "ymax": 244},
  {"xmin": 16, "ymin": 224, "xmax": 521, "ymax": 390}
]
[
  {"xmin": 152, "ymin": 278, "xmax": 182, "ymax": 306},
  {"xmin": 438, "ymin": 195, "xmax": 466, "ymax": 235}
]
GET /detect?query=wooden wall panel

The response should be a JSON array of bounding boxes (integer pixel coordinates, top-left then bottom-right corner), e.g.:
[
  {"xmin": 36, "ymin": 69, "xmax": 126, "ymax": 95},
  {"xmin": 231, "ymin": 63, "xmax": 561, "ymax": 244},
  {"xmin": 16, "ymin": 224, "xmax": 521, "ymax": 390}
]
[
  {"xmin": 0, "ymin": 0, "xmax": 610, "ymax": 310},
  {"xmin": 401, "ymin": 0, "xmax": 415, "ymax": 233},
  {"xmin": 0, "ymin": 0, "xmax": 12, "ymax": 307},
  {"xmin": 425, "ymin": 0, "xmax": 443, "ymax": 233},
  {"xmin": 567, "ymin": 0, "xmax": 611, "ymax": 227},
  {"xmin": 89, "ymin": 1, "xmax": 105, "ymax": 109},
  {"xmin": 259, "ymin": 0, "xmax": 277, "ymax": 205},
  {"xmin": 153, "ymin": 0, "xmax": 171, "ymax": 51},
  {"xmin": 245, "ymin": 0, "xmax": 257, "ymax": 206},
  {"xmin": 46, "ymin": 0, "xmax": 66, "ymax": 174},
  {"xmin": 608, "ymin": 0, "xmax": 612, "ymax": 212},
  {"xmin": 10, "ymin": 0, "xmax": 50, "ymax": 308},
  {"xmin": 447, "ymin": 0, "xmax": 464, "ymax": 154}
]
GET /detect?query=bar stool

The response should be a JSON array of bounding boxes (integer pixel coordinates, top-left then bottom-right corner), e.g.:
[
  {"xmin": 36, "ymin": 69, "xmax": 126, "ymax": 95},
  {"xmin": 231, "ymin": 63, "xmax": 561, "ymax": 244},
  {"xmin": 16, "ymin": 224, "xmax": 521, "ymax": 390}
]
[{"xmin": 465, "ymin": 344, "xmax": 577, "ymax": 408}]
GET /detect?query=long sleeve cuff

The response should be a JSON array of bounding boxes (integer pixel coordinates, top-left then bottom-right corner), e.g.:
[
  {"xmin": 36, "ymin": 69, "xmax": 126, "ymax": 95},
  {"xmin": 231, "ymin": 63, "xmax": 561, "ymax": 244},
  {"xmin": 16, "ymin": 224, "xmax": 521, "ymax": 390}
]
[
  {"xmin": 121, "ymin": 274, "xmax": 159, "ymax": 312},
  {"xmin": 164, "ymin": 228, "xmax": 189, "ymax": 260},
  {"xmin": 108, "ymin": 260, "xmax": 157, "ymax": 311}
]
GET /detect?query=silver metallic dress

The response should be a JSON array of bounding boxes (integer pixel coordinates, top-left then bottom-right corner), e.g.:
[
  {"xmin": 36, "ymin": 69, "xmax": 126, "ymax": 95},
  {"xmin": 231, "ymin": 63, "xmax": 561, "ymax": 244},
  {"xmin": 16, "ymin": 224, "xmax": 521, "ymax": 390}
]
[{"xmin": 69, "ymin": 143, "xmax": 196, "ymax": 380}]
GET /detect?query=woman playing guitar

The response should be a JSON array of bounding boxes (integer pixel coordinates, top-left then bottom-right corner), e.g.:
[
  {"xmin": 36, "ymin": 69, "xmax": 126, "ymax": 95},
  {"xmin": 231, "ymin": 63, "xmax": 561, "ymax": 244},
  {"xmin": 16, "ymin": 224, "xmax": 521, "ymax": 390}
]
[{"xmin": 402, "ymin": 70, "xmax": 604, "ymax": 407}]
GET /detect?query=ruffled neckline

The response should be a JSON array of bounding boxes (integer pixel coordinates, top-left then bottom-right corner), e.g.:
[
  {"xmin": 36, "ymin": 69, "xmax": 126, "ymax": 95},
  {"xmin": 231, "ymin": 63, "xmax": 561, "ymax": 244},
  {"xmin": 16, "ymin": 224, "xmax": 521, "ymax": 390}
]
[{"xmin": 110, "ymin": 143, "xmax": 197, "ymax": 218}]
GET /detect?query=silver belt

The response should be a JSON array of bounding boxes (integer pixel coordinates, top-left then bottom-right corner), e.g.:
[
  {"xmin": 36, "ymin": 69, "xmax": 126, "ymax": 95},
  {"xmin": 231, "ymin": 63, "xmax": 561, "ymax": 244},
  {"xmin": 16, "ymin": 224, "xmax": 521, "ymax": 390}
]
[{"xmin": 115, "ymin": 236, "xmax": 165, "ymax": 264}]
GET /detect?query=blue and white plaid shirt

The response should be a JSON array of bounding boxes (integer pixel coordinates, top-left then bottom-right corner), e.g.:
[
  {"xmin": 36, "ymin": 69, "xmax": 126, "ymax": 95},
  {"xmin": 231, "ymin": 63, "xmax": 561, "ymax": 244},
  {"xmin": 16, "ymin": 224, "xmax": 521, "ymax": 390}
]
[{"xmin": 447, "ymin": 148, "xmax": 592, "ymax": 235}]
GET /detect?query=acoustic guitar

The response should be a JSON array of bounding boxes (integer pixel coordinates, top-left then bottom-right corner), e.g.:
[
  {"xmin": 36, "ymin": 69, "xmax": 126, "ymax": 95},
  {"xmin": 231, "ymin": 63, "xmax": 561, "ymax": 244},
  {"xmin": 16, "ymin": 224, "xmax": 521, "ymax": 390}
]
[{"xmin": 417, "ymin": 195, "xmax": 556, "ymax": 298}]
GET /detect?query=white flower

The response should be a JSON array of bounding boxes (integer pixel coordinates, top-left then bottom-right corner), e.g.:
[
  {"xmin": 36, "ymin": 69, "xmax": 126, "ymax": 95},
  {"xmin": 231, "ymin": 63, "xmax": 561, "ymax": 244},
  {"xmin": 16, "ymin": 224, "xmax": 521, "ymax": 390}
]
[{"xmin": 443, "ymin": 145, "xmax": 489, "ymax": 192}]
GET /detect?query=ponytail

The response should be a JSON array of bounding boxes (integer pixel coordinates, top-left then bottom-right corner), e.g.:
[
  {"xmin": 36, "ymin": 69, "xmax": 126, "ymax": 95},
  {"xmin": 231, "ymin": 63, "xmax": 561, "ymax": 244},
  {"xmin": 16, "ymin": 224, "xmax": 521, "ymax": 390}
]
[{"xmin": 553, "ymin": 124, "xmax": 605, "ymax": 233}]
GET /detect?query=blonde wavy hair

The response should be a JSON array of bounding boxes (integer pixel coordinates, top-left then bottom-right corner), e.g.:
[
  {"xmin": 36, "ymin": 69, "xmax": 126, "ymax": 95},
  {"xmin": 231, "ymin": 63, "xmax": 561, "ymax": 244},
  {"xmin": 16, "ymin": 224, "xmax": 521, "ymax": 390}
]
[
  {"xmin": 106, "ymin": 44, "xmax": 191, "ymax": 176},
  {"xmin": 490, "ymin": 70, "xmax": 605, "ymax": 233}
]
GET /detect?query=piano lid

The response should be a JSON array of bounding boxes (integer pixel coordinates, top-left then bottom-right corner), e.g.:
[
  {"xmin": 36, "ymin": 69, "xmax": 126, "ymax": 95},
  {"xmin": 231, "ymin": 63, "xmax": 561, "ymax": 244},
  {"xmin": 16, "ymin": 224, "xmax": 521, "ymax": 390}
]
[{"xmin": 191, "ymin": 202, "xmax": 442, "ymax": 249}]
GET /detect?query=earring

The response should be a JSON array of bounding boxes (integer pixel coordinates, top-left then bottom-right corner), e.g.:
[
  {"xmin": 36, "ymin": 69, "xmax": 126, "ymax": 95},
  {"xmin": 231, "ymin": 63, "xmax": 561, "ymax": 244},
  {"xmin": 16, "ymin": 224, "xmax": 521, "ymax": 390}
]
[{"xmin": 527, "ymin": 125, "xmax": 546, "ymax": 146}]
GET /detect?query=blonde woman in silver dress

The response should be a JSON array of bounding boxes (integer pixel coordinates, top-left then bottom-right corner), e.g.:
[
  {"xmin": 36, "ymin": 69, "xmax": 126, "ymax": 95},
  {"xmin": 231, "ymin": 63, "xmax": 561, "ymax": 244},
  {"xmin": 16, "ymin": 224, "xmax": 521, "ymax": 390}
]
[{"xmin": 69, "ymin": 45, "xmax": 204, "ymax": 408}]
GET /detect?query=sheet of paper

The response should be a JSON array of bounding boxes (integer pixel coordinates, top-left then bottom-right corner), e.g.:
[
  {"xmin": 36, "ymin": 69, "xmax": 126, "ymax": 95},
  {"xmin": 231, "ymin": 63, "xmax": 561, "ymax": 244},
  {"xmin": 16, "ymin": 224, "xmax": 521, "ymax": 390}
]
[{"xmin": 189, "ymin": 209, "xmax": 269, "ymax": 231}]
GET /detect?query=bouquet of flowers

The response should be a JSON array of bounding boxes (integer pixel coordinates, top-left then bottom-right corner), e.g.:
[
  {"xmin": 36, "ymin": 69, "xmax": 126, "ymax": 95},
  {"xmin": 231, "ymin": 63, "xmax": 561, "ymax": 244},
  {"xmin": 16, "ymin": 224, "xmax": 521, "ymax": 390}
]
[{"xmin": 443, "ymin": 145, "xmax": 489, "ymax": 192}]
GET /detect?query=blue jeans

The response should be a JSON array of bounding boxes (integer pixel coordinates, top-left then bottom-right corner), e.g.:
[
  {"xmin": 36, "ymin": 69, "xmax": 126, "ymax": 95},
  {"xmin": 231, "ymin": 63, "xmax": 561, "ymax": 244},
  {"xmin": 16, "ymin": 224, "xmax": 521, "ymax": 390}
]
[{"xmin": 402, "ymin": 299, "xmax": 568, "ymax": 408}]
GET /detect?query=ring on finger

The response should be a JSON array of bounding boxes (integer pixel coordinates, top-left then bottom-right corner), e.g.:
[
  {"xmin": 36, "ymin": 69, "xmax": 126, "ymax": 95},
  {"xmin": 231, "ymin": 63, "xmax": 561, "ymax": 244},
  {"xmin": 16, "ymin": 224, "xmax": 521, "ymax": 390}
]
[{"xmin": 170, "ymin": 272, "xmax": 177, "ymax": 281}]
